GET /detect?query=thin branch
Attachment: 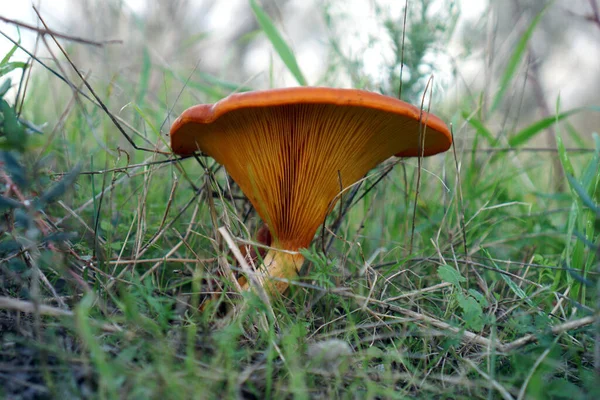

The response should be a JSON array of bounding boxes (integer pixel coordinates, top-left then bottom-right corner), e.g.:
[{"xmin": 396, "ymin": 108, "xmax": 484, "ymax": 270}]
[
  {"xmin": 32, "ymin": 6, "xmax": 165, "ymax": 154},
  {"xmin": 0, "ymin": 296, "xmax": 126, "ymax": 334},
  {"xmin": 0, "ymin": 14, "xmax": 122, "ymax": 47},
  {"xmin": 502, "ymin": 315, "xmax": 596, "ymax": 352},
  {"xmin": 0, "ymin": 31, "xmax": 96, "ymax": 104},
  {"xmin": 51, "ymin": 156, "xmax": 193, "ymax": 176}
]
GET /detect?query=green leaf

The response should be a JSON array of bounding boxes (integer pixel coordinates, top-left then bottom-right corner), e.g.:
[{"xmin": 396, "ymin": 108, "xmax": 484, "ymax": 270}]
[
  {"xmin": 0, "ymin": 195, "xmax": 22, "ymax": 211},
  {"xmin": 566, "ymin": 174, "xmax": 600, "ymax": 215},
  {"xmin": 0, "ymin": 151, "xmax": 26, "ymax": 187},
  {"xmin": 468, "ymin": 288, "xmax": 489, "ymax": 308},
  {"xmin": 250, "ymin": 0, "xmax": 307, "ymax": 86},
  {"xmin": 14, "ymin": 208, "xmax": 33, "ymax": 230},
  {"xmin": 437, "ymin": 264, "xmax": 466, "ymax": 287},
  {"xmin": 490, "ymin": 4, "xmax": 550, "ymax": 113},
  {"xmin": 109, "ymin": 241, "xmax": 124, "ymax": 251},
  {"xmin": 456, "ymin": 292, "xmax": 484, "ymax": 331},
  {"xmin": 0, "ymin": 78, "xmax": 11, "ymax": 98},
  {"xmin": 8, "ymin": 259, "xmax": 27, "ymax": 273},
  {"xmin": 39, "ymin": 164, "xmax": 81, "ymax": 205},
  {"xmin": 18, "ymin": 117, "xmax": 44, "ymax": 135},
  {"xmin": 0, "ymin": 240, "xmax": 21, "ymax": 256},
  {"xmin": 1, "ymin": 99, "xmax": 26, "ymax": 151},
  {"xmin": 41, "ymin": 232, "xmax": 78, "ymax": 244},
  {"xmin": 0, "ymin": 61, "xmax": 28, "ymax": 77},
  {"xmin": 1, "ymin": 43, "xmax": 19, "ymax": 66}
]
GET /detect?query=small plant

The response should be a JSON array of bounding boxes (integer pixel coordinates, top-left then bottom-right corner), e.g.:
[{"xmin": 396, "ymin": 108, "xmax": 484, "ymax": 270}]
[
  {"xmin": 324, "ymin": 0, "xmax": 459, "ymax": 103},
  {"xmin": 1, "ymin": 47, "xmax": 81, "ymax": 286},
  {"xmin": 1, "ymin": 47, "xmax": 84, "ymax": 398},
  {"xmin": 438, "ymin": 263, "xmax": 489, "ymax": 331}
]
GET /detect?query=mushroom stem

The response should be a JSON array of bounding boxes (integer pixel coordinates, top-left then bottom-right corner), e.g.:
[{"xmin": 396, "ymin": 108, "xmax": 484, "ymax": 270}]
[{"xmin": 240, "ymin": 249, "xmax": 304, "ymax": 295}]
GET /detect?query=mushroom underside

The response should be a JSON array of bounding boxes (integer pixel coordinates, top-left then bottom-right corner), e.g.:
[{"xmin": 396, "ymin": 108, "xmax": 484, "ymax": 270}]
[{"xmin": 172, "ymin": 98, "xmax": 451, "ymax": 295}]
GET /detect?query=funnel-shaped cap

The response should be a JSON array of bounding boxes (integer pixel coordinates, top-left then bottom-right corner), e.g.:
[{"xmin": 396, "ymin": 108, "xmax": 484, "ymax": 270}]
[{"xmin": 171, "ymin": 87, "xmax": 451, "ymax": 251}]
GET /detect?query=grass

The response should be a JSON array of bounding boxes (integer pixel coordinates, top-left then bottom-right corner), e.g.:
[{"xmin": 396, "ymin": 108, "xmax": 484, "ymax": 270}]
[{"xmin": 1, "ymin": 1, "xmax": 599, "ymax": 399}]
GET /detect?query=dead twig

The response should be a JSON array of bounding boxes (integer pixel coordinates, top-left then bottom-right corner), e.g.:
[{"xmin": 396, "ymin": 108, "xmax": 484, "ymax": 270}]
[
  {"xmin": 32, "ymin": 6, "xmax": 166, "ymax": 154},
  {"xmin": 0, "ymin": 14, "xmax": 122, "ymax": 47},
  {"xmin": 502, "ymin": 315, "xmax": 596, "ymax": 352},
  {"xmin": 0, "ymin": 296, "xmax": 126, "ymax": 335},
  {"xmin": 339, "ymin": 290, "xmax": 596, "ymax": 353}
]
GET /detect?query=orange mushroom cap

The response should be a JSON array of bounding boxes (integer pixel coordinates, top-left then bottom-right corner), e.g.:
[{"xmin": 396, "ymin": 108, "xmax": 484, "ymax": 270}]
[{"xmin": 170, "ymin": 87, "xmax": 451, "ymax": 293}]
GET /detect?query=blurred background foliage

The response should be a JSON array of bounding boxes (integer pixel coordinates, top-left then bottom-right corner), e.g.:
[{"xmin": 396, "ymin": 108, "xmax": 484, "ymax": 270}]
[{"xmin": 4, "ymin": 0, "xmax": 600, "ymax": 147}]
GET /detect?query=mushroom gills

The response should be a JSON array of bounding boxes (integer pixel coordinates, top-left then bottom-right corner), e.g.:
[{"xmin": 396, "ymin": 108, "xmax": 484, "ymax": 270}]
[{"xmin": 170, "ymin": 87, "xmax": 452, "ymax": 299}]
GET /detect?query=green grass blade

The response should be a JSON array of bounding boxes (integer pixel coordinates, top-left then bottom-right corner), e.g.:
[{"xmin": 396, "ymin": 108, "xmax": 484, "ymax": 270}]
[
  {"xmin": 250, "ymin": 0, "xmax": 307, "ymax": 86},
  {"xmin": 163, "ymin": 67, "xmax": 225, "ymax": 99},
  {"xmin": 556, "ymin": 132, "xmax": 575, "ymax": 179},
  {"xmin": 1, "ymin": 44, "xmax": 18, "ymax": 66},
  {"xmin": 486, "ymin": 251, "xmax": 535, "ymax": 308},
  {"xmin": 76, "ymin": 293, "xmax": 118, "ymax": 398},
  {"xmin": 198, "ymin": 72, "xmax": 253, "ymax": 92},
  {"xmin": 508, "ymin": 107, "xmax": 584, "ymax": 147},
  {"xmin": 490, "ymin": 4, "xmax": 550, "ymax": 113},
  {"xmin": 580, "ymin": 132, "xmax": 600, "ymax": 188},
  {"xmin": 0, "ymin": 61, "xmax": 28, "ymax": 77},
  {"xmin": 558, "ymin": 132, "xmax": 577, "ymax": 264},
  {"xmin": 136, "ymin": 47, "xmax": 151, "ymax": 106},
  {"xmin": 566, "ymin": 174, "xmax": 600, "ymax": 215},
  {"xmin": 132, "ymin": 104, "xmax": 162, "ymax": 141},
  {"xmin": 566, "ymin": 133, "xmax": 600, "ymax": 215},
  {"xmin": 462, "ymin": 110, "xmax": 496, "ymax": 145},
  {"xmin": 0, "ymin": 78, "xmax": 10, "ymax": 97},
  {"xmin": 1, "ymin": 28, "xmax": 21, "ymax": 66}
]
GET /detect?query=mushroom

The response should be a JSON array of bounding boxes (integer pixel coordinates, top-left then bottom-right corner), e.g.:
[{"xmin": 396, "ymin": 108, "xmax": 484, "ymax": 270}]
[{"xmin": 170, "ymin": 87, "xmax": 451, "ymax": 295}]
